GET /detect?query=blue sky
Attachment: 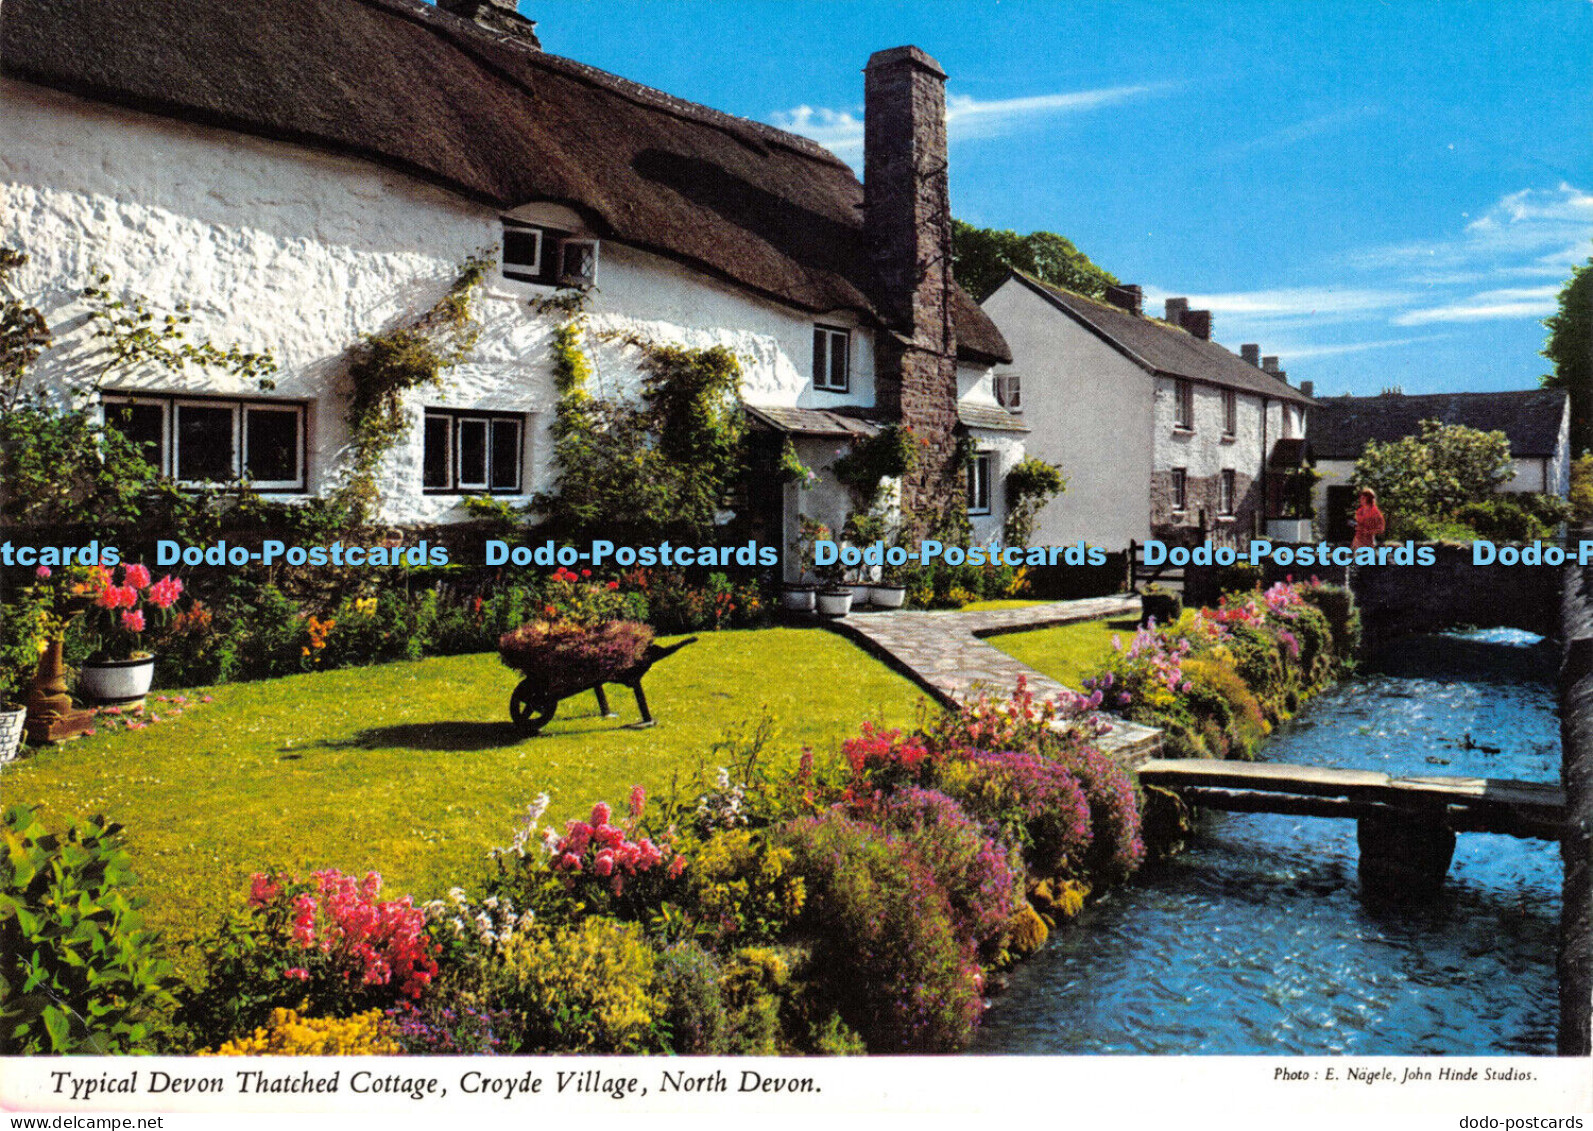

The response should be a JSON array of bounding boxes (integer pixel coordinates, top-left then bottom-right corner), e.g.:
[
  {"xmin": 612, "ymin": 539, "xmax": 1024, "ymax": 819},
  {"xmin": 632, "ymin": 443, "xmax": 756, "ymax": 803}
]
[{"xmin": 523, "ymin": 0, "xmax": 1592, "ymax": 397}]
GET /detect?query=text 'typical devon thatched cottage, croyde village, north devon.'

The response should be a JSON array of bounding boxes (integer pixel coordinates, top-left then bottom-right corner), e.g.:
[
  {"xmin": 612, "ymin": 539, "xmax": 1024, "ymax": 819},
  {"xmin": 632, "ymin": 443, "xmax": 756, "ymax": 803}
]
[{"xmin": 0, "ymin": 0, "xmax": 1025, "ymax": 568}]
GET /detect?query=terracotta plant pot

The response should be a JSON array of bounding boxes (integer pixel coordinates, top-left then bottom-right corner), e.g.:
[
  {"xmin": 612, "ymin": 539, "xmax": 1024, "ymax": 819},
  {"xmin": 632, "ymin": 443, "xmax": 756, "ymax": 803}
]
[
  {"xmin": 815, "ymin": 589, "xmax": 853, "ymax": 617},
  {"xmin": 78, "ymin": 656, "xmax": 156, "ymax": 706}
]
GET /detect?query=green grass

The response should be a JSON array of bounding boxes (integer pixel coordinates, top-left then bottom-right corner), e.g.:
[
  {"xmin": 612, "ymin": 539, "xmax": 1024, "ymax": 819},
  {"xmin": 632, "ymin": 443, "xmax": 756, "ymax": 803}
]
[
  {"xmin": 984, "ymin": 616, "xmax": 1140, "ymax": 689},
  {"xmin": 956, "ymin": 599, "xmax": 1048, "ymax": 612},
  {"xmin": 2, "ymin": 629, "xmax": 926, "ymax": 957}
]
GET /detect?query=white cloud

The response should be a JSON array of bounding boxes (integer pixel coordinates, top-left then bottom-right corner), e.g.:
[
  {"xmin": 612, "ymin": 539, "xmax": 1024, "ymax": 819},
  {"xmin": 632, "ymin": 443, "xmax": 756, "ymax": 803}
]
[
  {"xmin": 1348, "ymin": 183, "xmax": 1593, "ymax": 279},
  {"xmin": 1273, "ymin": 334, "xmax": 1452, "ymax": 361},
  {"xmin": 1141, "ymin": 285, "xmax": 1414, "ymax": 324},
  {"xmin": 1393, "ymin": 285, "xmax": 1560, "ymax": 326},
  {"xmin": 768, "ymin": 83, "xmax": 1172, "ymax": 160}
]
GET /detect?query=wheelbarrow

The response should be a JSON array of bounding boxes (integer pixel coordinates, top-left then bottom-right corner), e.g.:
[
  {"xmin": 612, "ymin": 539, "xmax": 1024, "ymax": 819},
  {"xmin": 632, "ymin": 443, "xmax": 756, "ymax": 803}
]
[{"xmin": 506, "ymin": 634, "xmax": 698, "ymax": 736}]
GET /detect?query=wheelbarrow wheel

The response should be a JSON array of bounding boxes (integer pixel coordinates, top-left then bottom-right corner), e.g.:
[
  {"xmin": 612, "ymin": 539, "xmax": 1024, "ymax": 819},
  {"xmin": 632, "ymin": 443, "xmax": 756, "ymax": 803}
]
[{"xmin": 510, "ymin": 679, "xmax": 558, "ymax": 735}]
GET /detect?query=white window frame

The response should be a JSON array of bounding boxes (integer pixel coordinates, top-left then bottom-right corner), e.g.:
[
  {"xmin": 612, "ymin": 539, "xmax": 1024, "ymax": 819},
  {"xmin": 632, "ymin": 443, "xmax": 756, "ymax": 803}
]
[
  {"xmin": 1170, "ymin": 467, "xmax": 1188, "ymax": 512},
  {"xmin": 995, "ymin": 372, "xmax": 1022, "ymax": 411},
  {"xmin": 423, "ymin": 409, "xmax": 525, "ymax": 495},
  {"xmin": 967, "ymin": 451, "xmax": 993, "ymax": 515},
  {"xmin": 813, "ymin": 325, "xmax": 851, "ymax": 393},
  {"xmin": 102, "ymin": 393, "xmax": 306, "ymax": 491},
  {"xmin": 1174, "ymin": 379, "xmax": 1195, "ymax": 431},
  {"xmin": 501, "ymin": 221, "xmax": 545, "ymax": 283},
  {"xmin": 1220, "ymin": 469, "xmax": 1237, "ymax": 515}
]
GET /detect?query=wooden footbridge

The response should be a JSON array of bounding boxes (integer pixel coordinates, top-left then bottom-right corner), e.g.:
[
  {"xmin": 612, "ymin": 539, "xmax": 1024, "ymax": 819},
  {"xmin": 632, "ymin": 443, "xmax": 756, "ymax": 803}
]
[{"xmin": 1138, "ymin": 758, "xmax": 1569, "ymax": 900}]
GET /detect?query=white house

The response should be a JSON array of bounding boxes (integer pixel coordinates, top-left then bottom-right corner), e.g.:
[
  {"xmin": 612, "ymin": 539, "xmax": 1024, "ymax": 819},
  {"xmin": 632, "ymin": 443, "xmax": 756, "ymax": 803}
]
[
  {"xmin": 1308, "ymin": 390, "xmax": 1574, "ymax": 534},
  {"xmin": 0, "ymin": 0, "xmax": 1019, "ymax": 568},
  {"xmin": 981, "ymin": 272, "xmax": 1314, "ymax": 550}
]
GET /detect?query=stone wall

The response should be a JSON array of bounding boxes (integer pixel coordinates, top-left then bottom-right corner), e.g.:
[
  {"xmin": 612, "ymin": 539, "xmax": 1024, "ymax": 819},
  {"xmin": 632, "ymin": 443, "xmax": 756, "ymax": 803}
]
[
  {"xmin": 1560, "ymin": 540, "xmax": 1593, "ymax": 1055},
  {"xmin": 1350, "ymin": 544, "xmax": 1561, "ymax": 651}
]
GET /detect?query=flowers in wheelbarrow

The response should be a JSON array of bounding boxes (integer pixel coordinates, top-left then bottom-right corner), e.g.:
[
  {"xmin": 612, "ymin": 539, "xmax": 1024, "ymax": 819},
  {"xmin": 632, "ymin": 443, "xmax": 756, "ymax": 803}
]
[{"xmin": 550, "ymin": 793, "xmax": 686, "ymax": 896}]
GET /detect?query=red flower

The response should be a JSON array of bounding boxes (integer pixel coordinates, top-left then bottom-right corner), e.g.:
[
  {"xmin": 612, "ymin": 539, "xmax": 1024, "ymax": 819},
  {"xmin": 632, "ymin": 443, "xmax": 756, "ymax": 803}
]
[{"xmin": 125, "ymin": 563, "xmax": 152, "ymax": 589}]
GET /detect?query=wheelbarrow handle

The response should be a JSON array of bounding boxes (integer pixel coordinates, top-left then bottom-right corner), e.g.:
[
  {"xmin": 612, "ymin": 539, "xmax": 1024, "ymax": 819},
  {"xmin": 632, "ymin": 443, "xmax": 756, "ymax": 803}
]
[{"xmin": 647, "ymin": 635, "xmax": 700, "ymax": 661}]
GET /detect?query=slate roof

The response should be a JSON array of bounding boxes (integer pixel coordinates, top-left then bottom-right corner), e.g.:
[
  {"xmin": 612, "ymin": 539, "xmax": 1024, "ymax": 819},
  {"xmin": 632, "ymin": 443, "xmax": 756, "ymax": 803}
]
[
  {"xmin": 0, "ymin": 0, "xmax": 1009, "ymax": 364},
  {"xmin": 743, "ymin": 405, "xmax": 884, "ymax": 438},
  {"xmin": 1004, "ymin": 272, "xmax": 1314, "ymax": 405},
  {"xmin": 1309, "ymin": 390, "xmax": 1570, "ymax": 460},
  {"xmin": 957, "ymin": 403, "xmax": 1031, "ymax": 433}
]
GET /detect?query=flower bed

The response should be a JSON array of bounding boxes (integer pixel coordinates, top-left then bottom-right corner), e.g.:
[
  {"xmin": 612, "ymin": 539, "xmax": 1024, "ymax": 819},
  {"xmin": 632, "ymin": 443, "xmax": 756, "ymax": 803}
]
[
  {"xmin": 12, "ymin": 677, "xmax": 1147, "ymax": 1056},
  {"xmin": 1085, "ymin": 578, "xmax": 1359, "ymax": 759}
]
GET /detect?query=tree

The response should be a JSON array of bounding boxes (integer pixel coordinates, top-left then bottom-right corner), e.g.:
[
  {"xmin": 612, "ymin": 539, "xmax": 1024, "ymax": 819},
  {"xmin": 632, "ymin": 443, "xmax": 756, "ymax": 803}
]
[
  {"xmin": 1542, "ymin": 255, "xmax": 1592, "ymax": 457},
  {"xmin": 1352, "ymin": 419, "xmax": 1513, "ymax": 537},
  {"xmin": 951, "ymin": 221, "xmax": 1117, "ymax": 303}
]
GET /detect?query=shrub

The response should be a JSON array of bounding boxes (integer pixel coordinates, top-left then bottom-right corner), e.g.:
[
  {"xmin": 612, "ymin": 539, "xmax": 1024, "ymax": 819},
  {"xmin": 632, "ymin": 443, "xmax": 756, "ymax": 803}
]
[
  {"xmin": 1454, "ymin": 496, "xmax": 1551, "ymax": 542},
  {"xmin": 779, "ymin": 812, "xmax": 980, "ymax": 1053},
  {"xmin": 1180, "ymin": 658, "xmax": 1268, "ymax": 758},
  {"xmin": 926, "ymin": 675, "xmax": 1108, "ymax": 759},
  {"xmin": 0, "ymin": 805, "xmax": 174, "ymax": 1054},
  {"xmin": 496, "ymin": 917, "xmax": 664, "ymax": 1054},
  {"xmin": 870, "ymin": 787, "xmax": 1023, "ymax": 950},
  {"xmin": 498, "ymin": 620, "xmax": 653, "ymax": 688},
  {"xmin": 176, "ymin": 869, "xmax": 437, "ymax": 1047},
  {"xmin": 202, "ymin": 1008, "xmax": 401, "ymax": 1056},
  {"xmin": 937, "ymin": 750, "xmax": 1093, "ymax": 880},
  {"xmin": 653, "ymin": 941, "xmax": 728, "ymax": 1054},
  {"xmin": 1047, "ymin": 744, "xmax": 1145, "ymax": 886},
  {"xmin": 684, "ymin": 828, "xmax": 805, "ymax": 946},
  {"xmin": 841, "ymin": 722, "xmax": 938, "ymax": 795},
  {"xmin": 1297, "ymin": 581, "xmax": 1360, "ymax": 659},
  {"xmin": 385, "ymin": 997, "xmax": 513, "ymax": 1055},
  {"xmin": 546, "ymin": 795, "xmax": 687, "ymax": 921}
]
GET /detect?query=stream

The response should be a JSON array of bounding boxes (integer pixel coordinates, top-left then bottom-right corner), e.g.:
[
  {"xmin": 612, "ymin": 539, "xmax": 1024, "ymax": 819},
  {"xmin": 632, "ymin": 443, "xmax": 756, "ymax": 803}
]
[{"xmin": 972, "ymin": 628, "xmax": 1562, "ymax": 1055}]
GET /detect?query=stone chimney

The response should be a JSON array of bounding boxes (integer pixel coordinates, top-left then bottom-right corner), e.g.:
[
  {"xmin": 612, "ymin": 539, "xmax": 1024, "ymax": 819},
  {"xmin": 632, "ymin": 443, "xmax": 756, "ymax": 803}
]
[
  {"xmin": 1182, "ymin": 310, "xmax": 1212, "ymax": 341},
  {"xmin": 1241, "ymin": 343, "xmax": 1260, "ymax": 367},
  {"xmin": 1263, "ymin": 356, "xmax": 1287, "ymax": 382},
  {"xmin": 438, "ymin": 0, "xmax": 541, "ymax": 47},
  {"xmin": 1105, "ymin": 284, "xmax": 1144, "ymax": 316},
  {"xmin": 1165, "ymin": 297, "xmax": 1189, "ymax": 327},
  {"xmin": 1300, "ymin": 380, "xmax": 1314, "ymax": 398},
  {"xmin": 864, "ymin": 46, "xmax": 959, "ymax": 535}
]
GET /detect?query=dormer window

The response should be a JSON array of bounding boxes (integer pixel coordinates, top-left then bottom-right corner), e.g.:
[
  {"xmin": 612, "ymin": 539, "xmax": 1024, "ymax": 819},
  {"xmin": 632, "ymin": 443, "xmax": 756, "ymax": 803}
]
[
  {"xmin": 995, "ymin": 373, "xmax": 1022, "ymax": 411},
  {"xmin": 502, "ymin": 220, "xmax": 599, "ymax": 287}
]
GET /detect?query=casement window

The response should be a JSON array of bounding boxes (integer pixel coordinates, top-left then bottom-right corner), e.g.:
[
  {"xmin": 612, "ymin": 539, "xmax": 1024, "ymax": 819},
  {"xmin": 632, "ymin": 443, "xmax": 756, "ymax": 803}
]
[
  {"xmin": 102, "ymin": 394, "xmax": 306, "ymax": 491},
  {"xmin": 1170, "ymin": 467, "xmax": 1188, "ymax": 512},
  {"xmin": 994, "ymin": 373, "xmax": 1022, "ymax": 411},
  {"xmin": 1220, "ymin": 469, "xmax": 1237, "ymax": 515},
  {"xmin": 1174, "ymin": 379, "xmax": 1195, "ymax": 431},
  {"xmin": 812, "ymin": 325, "xmax": 851, "ymax": 393},
  {"xmin": 1222, "ymin": 389, "xmax": 1237, "ymax": 437},
  {"xmin": 423, "ymin": 409, "xmax": 524, "ymax": 494},
  {"xmin": 502, "ymin": 220, "xmax": 600, "ymax": 287},
  {"xmin": 967, "ymin": 452, "xmax": 992, "ymax": 515}
]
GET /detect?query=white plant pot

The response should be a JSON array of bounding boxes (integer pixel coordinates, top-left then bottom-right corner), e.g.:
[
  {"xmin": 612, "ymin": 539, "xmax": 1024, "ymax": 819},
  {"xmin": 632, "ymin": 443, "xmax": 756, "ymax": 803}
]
[
  {"xmin": 815, "ymin": 590, "xmax": 854, "ymax": 617},
  {"xmin": 844, "ymin": 584, "xmax": 872, "ymax": 606},
  {"xmin": 780, "ymin": 586, "xmax": 817, "ymax": 612},
  {"xmin": 0, "ymin": 707, "xmax": 25, "ymax": 763},
  {"xmin": 77, "ymin": 656, "xmax": 156, "ymax": 705},
  {"xmin": 869, "ymin": 584, "xmax": 907, "ymax": 609},
  {"xmin": 1265, "ymin": 519, "xmax": 1314, "ymax": 544}
]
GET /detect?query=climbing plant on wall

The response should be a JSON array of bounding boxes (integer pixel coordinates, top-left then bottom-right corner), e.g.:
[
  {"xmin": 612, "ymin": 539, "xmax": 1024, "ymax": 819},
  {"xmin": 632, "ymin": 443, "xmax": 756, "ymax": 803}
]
[
  {"xmin": 535, "ymin": 300, "xmax": 748, "ymax": 545},
  {"xmin": 336, "ymin": 254, "xmax": 492, "ymax": 522},
  {"xmin": 1002, "ymin": 455, "xmax": 1066, "ymax": 546}
]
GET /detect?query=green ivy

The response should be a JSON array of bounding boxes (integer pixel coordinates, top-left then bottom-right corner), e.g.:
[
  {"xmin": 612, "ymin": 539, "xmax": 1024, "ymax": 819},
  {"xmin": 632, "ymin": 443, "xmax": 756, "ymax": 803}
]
[
  {"xmin": 1002, "ymin": 456, "xmax": 1066, "ymax": 545},
  {"xmin": 0, "ymin": 248, "xmax": 51, "ymax": 412},
  {"xmin": 335, "ymin": 254, "xmax": 492, "ymax": 522}
]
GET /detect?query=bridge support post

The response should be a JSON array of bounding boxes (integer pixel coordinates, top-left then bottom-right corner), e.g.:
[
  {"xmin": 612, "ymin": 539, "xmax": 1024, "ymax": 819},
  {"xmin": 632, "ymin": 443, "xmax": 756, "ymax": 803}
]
[{"xmin": 1356, "ymin": 814, "xmax": 1455, "ymax": 903}]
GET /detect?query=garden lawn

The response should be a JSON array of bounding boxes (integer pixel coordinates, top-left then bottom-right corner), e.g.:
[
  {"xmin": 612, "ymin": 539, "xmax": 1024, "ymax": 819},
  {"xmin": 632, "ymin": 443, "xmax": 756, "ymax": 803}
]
[
  {"xmin": 1, "ymin": 629, "xmax": 926, "ymax": 968},
  {"xmin": 985, "ymin": 615, "xmax": 1139, "ymax": 690}
]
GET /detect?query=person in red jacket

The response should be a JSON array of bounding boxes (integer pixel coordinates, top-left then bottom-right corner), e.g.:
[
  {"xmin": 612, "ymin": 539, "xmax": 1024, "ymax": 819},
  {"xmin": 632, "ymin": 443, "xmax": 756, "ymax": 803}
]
[{"xmin": 1351, "ymin": 487, "xmax": 1386, "ymax": 548}]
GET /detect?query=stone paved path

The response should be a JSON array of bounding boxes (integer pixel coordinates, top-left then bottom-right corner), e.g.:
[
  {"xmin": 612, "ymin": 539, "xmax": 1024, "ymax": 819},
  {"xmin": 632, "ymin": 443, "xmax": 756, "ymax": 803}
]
[{"xmin": 820, "ymin": 597, "xmax": 1163, "ymax": 764}]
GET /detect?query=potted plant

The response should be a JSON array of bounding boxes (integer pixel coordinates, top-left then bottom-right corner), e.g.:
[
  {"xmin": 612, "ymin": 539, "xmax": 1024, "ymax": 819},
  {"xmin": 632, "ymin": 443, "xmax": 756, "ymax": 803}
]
[
  {"xmin": 812, "ymin": 528, "xmax": 852, "ymax": 617},
  {"xmin": 77, "ymin": 563, "xmax": 183, "ymax": 705},
  {"xmin": 869, "ymin": 555, "xmax": 909, "ymax": 610},
  {"xmin": 782, "ymin": 516, "xmax": 827, "ymax": 612}
]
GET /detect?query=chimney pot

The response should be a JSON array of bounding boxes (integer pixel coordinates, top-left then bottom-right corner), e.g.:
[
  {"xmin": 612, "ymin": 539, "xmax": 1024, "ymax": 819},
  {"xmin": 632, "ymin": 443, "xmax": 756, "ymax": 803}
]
[
  {"xmin": 438, "ymin": 0, "xmax": 541, "ymax": 47},
  {"xmin": 1182, "ymin": 310, "xmax": 1212, "ymax": 341},
  {"xmin": 1165, "ymin": 297, "xmax": 1189, "ymax": 326},
  {"xmin": 1106, "ymin": 284, "xmax": 1144, "ymax": 316},
  {"xmin": 1241, "ymin": 343, "xmax": 1260, "ymax": 367}
]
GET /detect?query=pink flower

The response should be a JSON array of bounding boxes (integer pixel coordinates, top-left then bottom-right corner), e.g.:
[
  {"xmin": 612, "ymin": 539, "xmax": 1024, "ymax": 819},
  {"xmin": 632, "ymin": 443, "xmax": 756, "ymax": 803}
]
[
  {"xmin": 124, "ymin": 563, "xmax": 152, "ymax": 589},
  {"xmin": 120, "ymin": 609, "xmax": 146, "ymax": 633},
  {"xmin": 115, "ymin": 584, "xmax": 139, "ymax": 609},
  {"xmin": 148, "ymin": 575, "xmax": 183, "ymax": 609},
  {"xmin": 667, "ymin": 854, "xmax": 687, "ymax": 880},
  {"xmin": 590, "ymin": 801, "xmax": 612, "ymax": 826},
  {"xmin": 284, "ymin": 967, "xmax": 310, "ymax": 981},
  {"xmin": 34, "ymin": 565, "xmax": 51, "ymax": 579},
  {"xmin": 628, "ymin": 784, "xmax": 646, "ymax": 819}
]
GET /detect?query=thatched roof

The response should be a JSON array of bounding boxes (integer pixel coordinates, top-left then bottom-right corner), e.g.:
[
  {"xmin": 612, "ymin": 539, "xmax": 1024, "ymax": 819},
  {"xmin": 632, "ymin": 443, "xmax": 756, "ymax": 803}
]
[
  {"xmin": 1003, "ymin": 272, "xmax": 1314, "ymax": 404},
  {"xmin": 1310, "ymin": 390, "xmax": 1570, "ymax": 460},
  {"xmin": 0, "ymin": 0, "xmax": 1009, "ymax": 364}
]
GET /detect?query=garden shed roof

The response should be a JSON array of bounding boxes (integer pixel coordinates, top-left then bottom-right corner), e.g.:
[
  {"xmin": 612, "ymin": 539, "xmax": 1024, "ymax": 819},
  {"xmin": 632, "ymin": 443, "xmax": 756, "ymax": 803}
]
[
  {"xmin": 0, "ymin": 0, "xmax": 1009, "ymax": 364},
  {"xmin": 1309, "ymin": 390, "xmax": 1570, "ymax": 460},
  {"xmin": 1005, "ymin": 272, "xmax": 1314, "ymax": 405},
  {"xmin": 744, "ymin": 405, "xmax": 885, "ymax": 439}
]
